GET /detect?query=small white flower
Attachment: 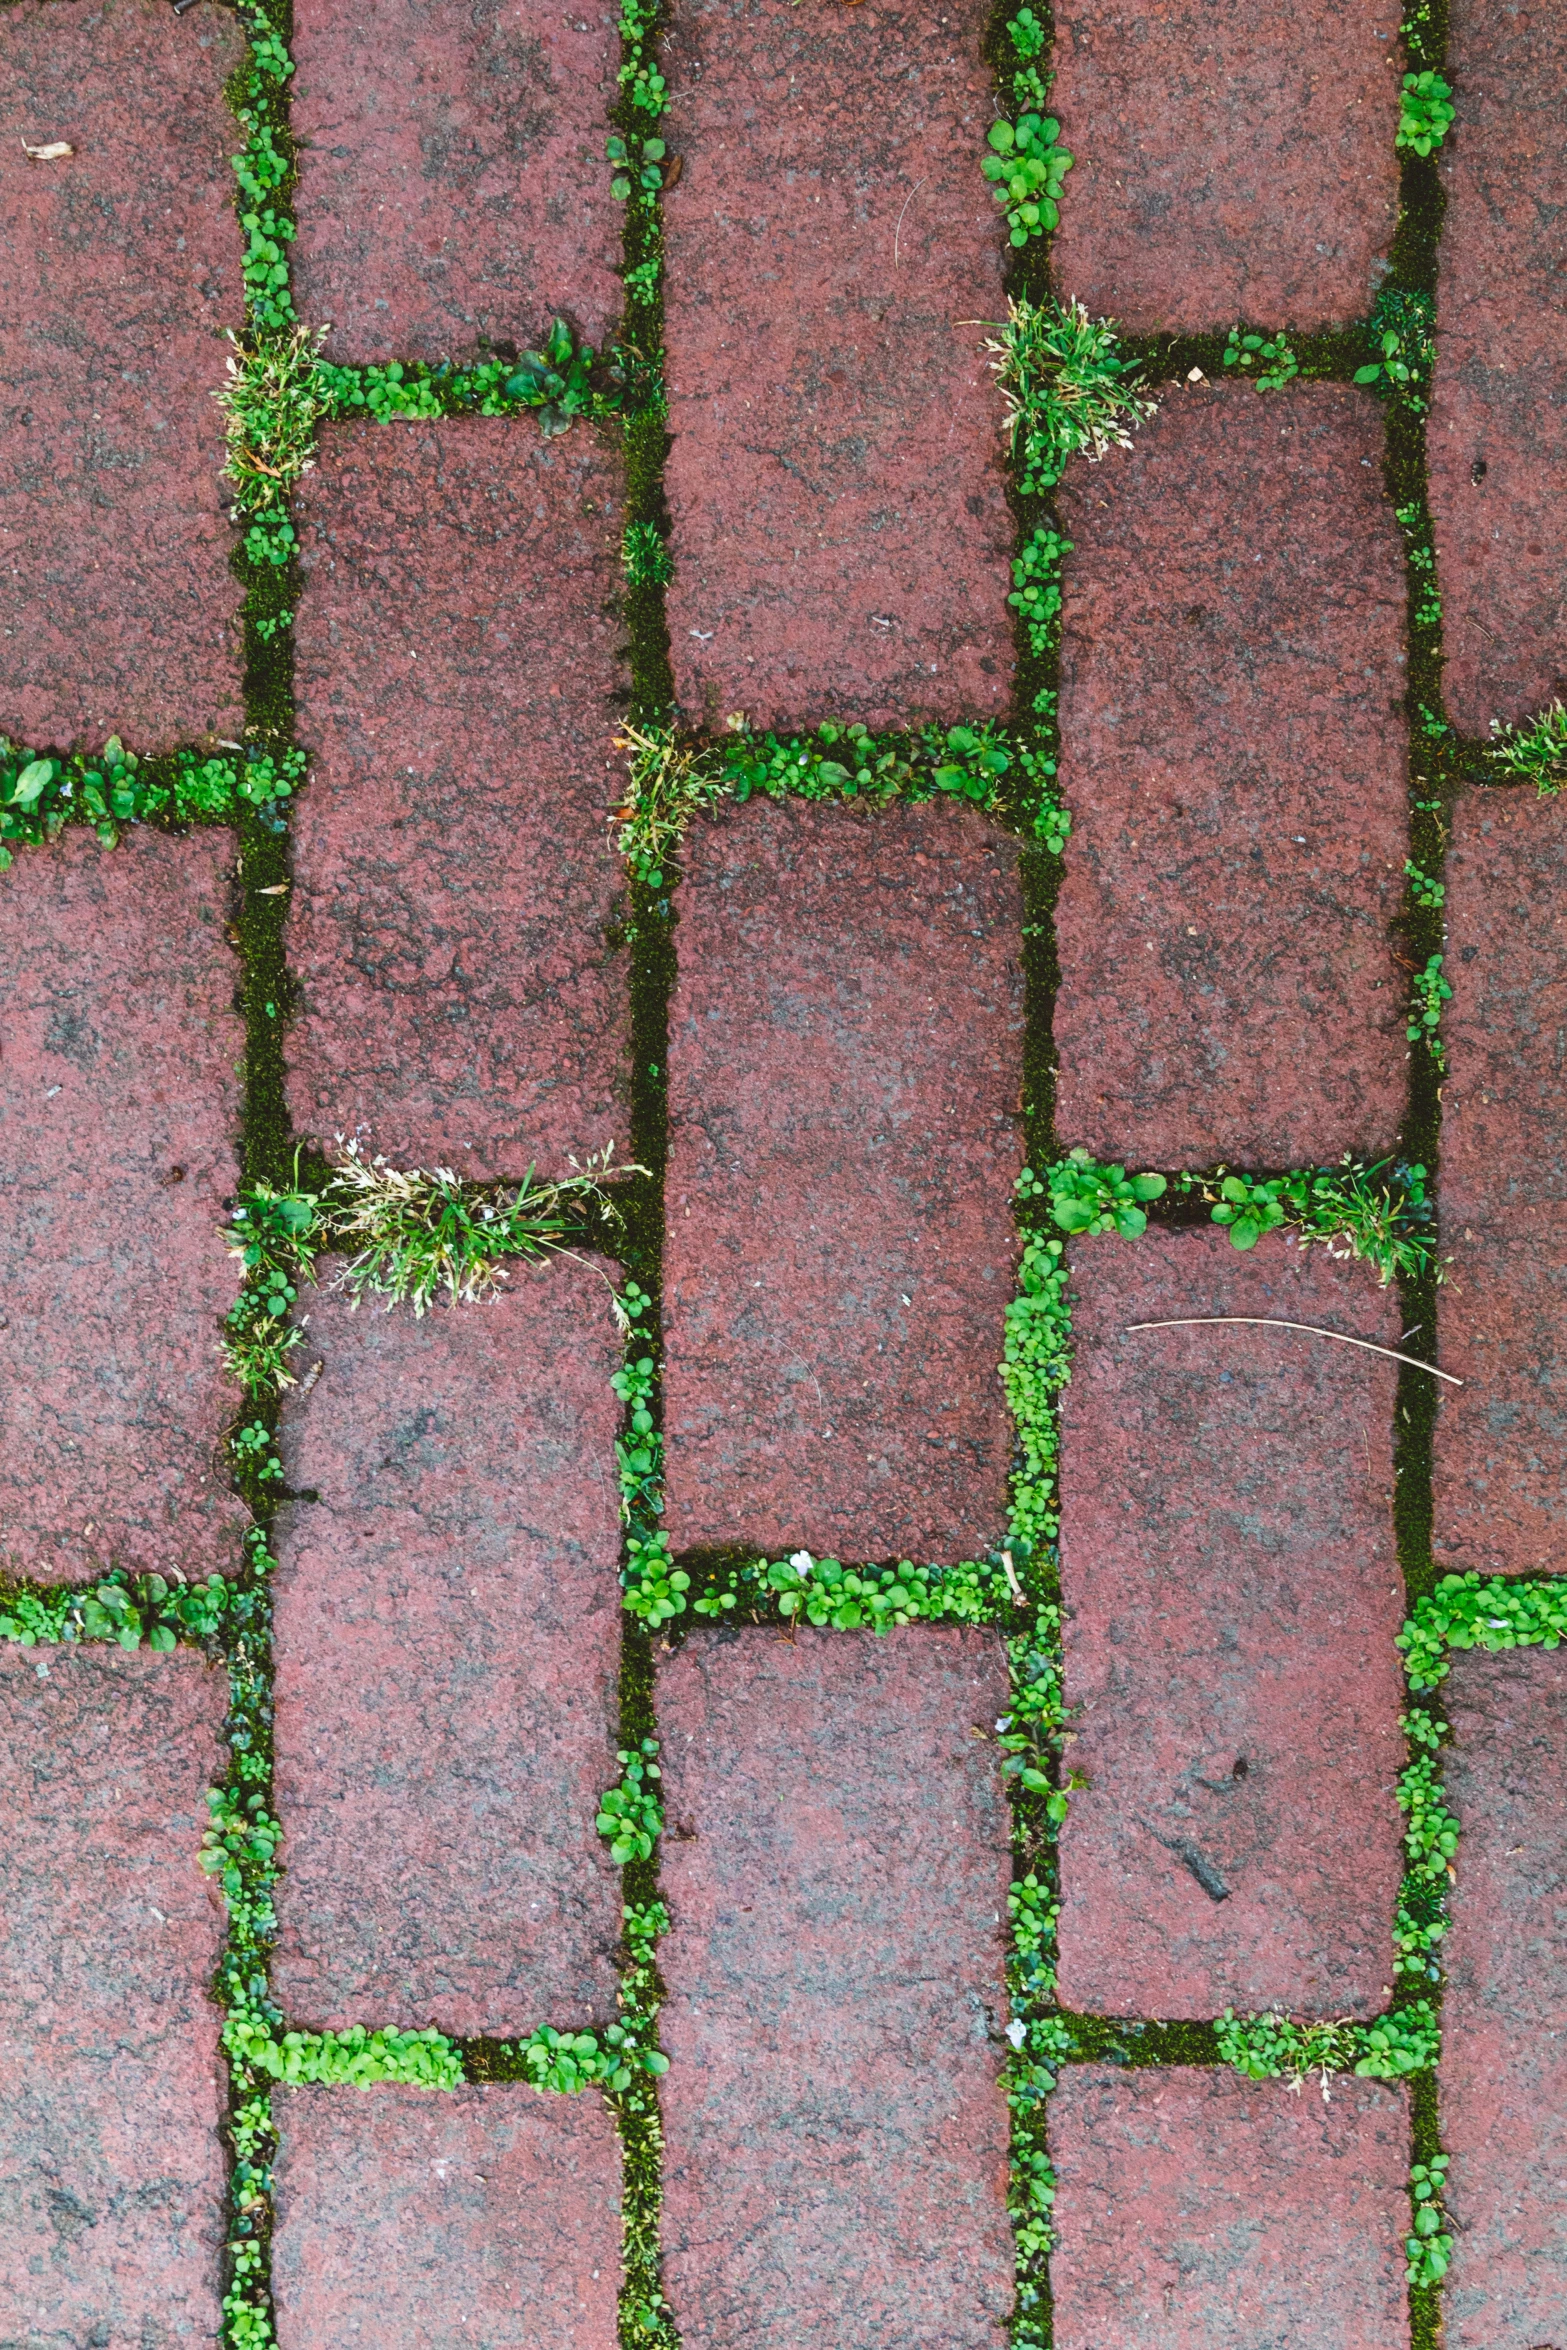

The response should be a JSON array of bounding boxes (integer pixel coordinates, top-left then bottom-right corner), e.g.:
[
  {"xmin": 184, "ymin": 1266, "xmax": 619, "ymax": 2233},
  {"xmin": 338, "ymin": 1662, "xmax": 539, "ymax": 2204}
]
[
  {"xmin": 1006, "ymin": 2019, "xmax": 1027, "ymax": 2050},
  {"xmin": 789, "ymin": 1550, "xmax": 814, "ymax": 1575}
]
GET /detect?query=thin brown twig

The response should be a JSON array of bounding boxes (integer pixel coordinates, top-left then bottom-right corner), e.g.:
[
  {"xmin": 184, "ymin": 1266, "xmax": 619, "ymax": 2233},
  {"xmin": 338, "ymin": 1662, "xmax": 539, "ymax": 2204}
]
[{"xmin": 1123, "ymin": 1317, "xmax": 1463, "ymax": 1386}]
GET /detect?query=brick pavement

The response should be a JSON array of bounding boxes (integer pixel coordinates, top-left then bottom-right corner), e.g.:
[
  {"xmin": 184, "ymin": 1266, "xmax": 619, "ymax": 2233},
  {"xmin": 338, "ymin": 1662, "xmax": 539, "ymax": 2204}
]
[
  {"xmin": 272, "ymin": 2084, "xmax": 622, "ymax": 2349},
  {"xmin": 0, "ymin": 831, "xmax": 247, "ymax": 1581},
  {"xmin": 272, "ymin": 1263, "xmax": 624, "ymax": 2034},
  {"xmin": 0, "ymin": 0, "xmax": 246, "ymax": 749},
  {"xmin": 1050, "ymin": 2067, "xmax": 1412, "ymax": 2349},
  {"xmin": 1056, "ymin": 1229, "xmax": 1407, "ymax": 2019},
  {"xmin": 658, "ymin": 1627, "xmax": 1014, "ymax": 2350},
  {"xmin": 292, "ymin": 0, "xmax": 624, "ymax": 365},
  {"xmin": 1427, "ymin": 0, "xmax": 1567, "ymax": 736},
  {"xmin": 288, "ymin": 421, "xmax": 629, "ymax": 1178},
  {"xmin": 661, "ymin": 797, "xmax": 1023, "ymax": 1564},
  {"xmin": 662, "ymin": 0, "xmax": 1013, "ymax": 728},
  {"xmin": 1439, "ymin": 1648, "xmax": 1567, "ymax": 2349},
  {"xmin": 1053, "ymin": 382, "xmax": 1409, "ymax": 1169},
  {"xmin": 1051, "ymin": 0, "xmax": 1403, "ymax": 333},
  {"xmin": 2, "ymin": 0, "xmax": 1563, "ymax": 2337},
  {"xmin": 0, "ymin": 1647, "xmax": 228, "ymax": 2349},
  {"xmin": 1435, "ymin": 784, "xmax": 1567, "ymax": 1577}
]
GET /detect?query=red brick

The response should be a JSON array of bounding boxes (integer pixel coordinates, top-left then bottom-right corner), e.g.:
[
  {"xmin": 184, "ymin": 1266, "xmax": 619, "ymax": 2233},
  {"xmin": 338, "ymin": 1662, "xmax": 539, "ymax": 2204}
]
[
  {"xmin": 1434, "ymin": 794, "xmax": 1567, "ymax": 1576},
  {"xmin": 0, "ymin": 0, "xmax": 245, "ymax": 750},
  {"xmin": 658, "ymin": 1626, "xmax": 1013, "ymax": 2350},
  {"xmin": 1050, "ymin": 0, "xmax": 1402, "ymax": 333},
  {"xmin": 272, "ymin": 2084, "xmax": 621, "ymax": 2349},
  {"xmin": 662, "ymin": 0, "xmax": 1013, "ymax": 729},
  {"xmin": 292, "ymin": 0, "xmax": 623, "ymax": 366},
  {"xmin": 288, "ymin": 421, "xmax": 629, "ymax": 1179},
  {"xmin": 1054, "ymin": 383, "xmax": 1408, "ymax": 1168},
  {"xmin": 0, "ymin": 830, "xmax": 247, "ymax": 1582},
  {"xmin": 1440, "ymin": 1648, "xmax": 1567, "ymax": 2350},
  {"xmin": 272, "ymin": 1261, "xmax": 623, "ymax": 2035},
  {"xmin": 1427, "ymin": 0, "xmax": 1567, "ymax": 736},
  {"xmin": 662, "ymin": 798, "xmax": 1022, "ymax": 1563},
  {"xmin": 0, "ymin": 1647, "xmax": 227, "ymax": 2349},
  {"xmin": 1056, "ymin": 1229, "xmax": 1406, "ymax": 2019},
  {"xmin": 1050, "ymin": 2067, "xmax": 1411, "ymax": 2350}
]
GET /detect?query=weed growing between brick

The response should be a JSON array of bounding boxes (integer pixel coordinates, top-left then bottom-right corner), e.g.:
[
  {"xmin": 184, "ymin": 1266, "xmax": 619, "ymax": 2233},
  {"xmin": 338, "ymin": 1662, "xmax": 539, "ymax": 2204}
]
[
  {"xmin": 0, "ymin": 735, "xmax": 302, "ymax": 869},
  {"xmin": 612, "ymin": 715, "xmax": 1069, "ymax": 888}
]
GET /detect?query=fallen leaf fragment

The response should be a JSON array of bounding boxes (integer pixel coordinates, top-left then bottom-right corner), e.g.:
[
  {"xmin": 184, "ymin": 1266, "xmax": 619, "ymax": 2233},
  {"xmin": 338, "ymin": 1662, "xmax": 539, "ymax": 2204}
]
[{"xmin": 23, "ymin": 140, "xmax": 74, "ymax": 161}]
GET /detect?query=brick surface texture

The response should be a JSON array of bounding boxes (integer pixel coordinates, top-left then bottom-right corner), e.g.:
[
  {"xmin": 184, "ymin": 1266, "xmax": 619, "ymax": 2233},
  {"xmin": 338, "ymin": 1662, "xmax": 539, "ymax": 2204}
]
[
  {"xmin": 0, "ymin": 830, "xmax": 247, "ymax": 1583},
  {"xmin": 292, "ymin": 0, "xmax": 623, "ymax": 365},
  {"xmin": 1428, "ymin": 0, "xmax": 1567, "ymax": 735},
  {"xmin": 272, "ymin": 2084, "xmax": 622, "ymax": 2350},
  {"xmin": 662, "ymin": 798, "xmax": 1022, "ymax": 1563},
  {"xmin": 662, "ymin": 0, "xmax": 1013, "ymax": 729},
  {"xmin": 1053, "ymin": 384, "xmax": 1409, "ymax": 1168},
  {"xmin": 1440, "ymin": 1649, "xmax": 1567, "ymax": 2350},
  {"xmin": 1056, "ymin": 1230, "xmax": 1406, "ymax": 2020},
  {"xmin": 0, "ymin": 1648, "xmax": 227, "ymax": 2349},
  {"xmin": 272, "ymin": 1261, "xmax": 624, "ymax": 2035},
  {"xmin": 1050, "ymin": 2067, "xmax": 1412, "ymax": 2350},
  {"xmin": 0, "ymin": 0, "xmax": 245, "ymax": 748},
  {"xmin": 658, "ymin": 1627, "xmax": 1014, "ymax": 2350},
  {"xmin": 1051, "ymin": 0, "xmax": 1402, "ymax": 333},
  {"xmin": 1435, "ymin": 794, "xmax": 1567, "ymax": 1575},
  {"xmin": 288, "ymin": 421, "xmax": 629, "ymax": 1178}
]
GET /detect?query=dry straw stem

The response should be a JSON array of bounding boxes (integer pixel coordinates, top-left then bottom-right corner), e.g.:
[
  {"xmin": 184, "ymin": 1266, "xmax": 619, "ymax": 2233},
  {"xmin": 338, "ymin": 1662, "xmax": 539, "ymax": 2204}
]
[{"xmin": 1126, "ymin": 1317, "xmax": 1462, "ymax": 1385}]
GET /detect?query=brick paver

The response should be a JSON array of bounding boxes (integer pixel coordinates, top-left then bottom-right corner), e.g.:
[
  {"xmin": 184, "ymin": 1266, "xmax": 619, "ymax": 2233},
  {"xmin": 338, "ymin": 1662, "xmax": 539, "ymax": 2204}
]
[
  {"xmin": 288, "ymin": 421, "xmax": 629, "ymax": 1178},
  {"xmin": 662, "ymin": 0, "xmax": 1012, "ymax": 729},
  {"xmin": 658, "ymin": 1627, "xmax": 1014, "ymax": 2350},
  {"xmin": 0, "ymin": 831, "xmax": 247, "ymax": 1582},
  {"xmin": 1434, "ymin": 793, "xmax": 1567, "ymax": 1576},
  {"xmin": 272, "ymin": 1261, "xmax": 624, "ymax": 2035},
  {"xmin": 1051, "ymin": 0, "xmax": 1402, "ymax": 333},
  {"xmin": 0, "ymin": 0, "xmax": 245, "ymax": 749},
  {"xmin": 293, "ymin": 0, "xmax": 623, "ymax": 366},
  {"xmin": 1056, "ymin": 1229, "xmax": 1406, "ymax": 2020},
  {"xmin": 1053, "ymin": 383, "xmax": 1409, "ymax": 1169},
  {"xmin": 1427, "ymin": 0, "xmax": 1567, "ymax": 736},
  {"xmin": 662, "ymin": 798, "xmax": 1022, "ymax": 1564},
  {"xmin": 1440, "ymin": 1648, "xmax": 1567, "ymax": 2350},
  {"xmin": 0, "ymin": 1647, "xmax": 227, "ymax": 2349},
  {"xmin": 1050, "ymin": 2067, "xmax": 1411, "ymax": 2349},
  {"xmin": 272, "ymin": 2084, "xmax": 621, "ymax": 2349}
]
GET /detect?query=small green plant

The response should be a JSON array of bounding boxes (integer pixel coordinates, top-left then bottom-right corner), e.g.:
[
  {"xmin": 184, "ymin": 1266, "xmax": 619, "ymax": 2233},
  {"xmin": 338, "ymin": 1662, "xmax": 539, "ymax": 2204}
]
[
  {"xmin": 1008, "ymin": 528, "xmax": 1072, "ymax": 656},
  {"xmin": 690, "ymin": 1548, "xmax": 1001, "ymax": 1631},
  {"xmin": 1397, "ymin": 70, "xmax": 1456, "ymax": 155},
  {"xmin": 1004, "ymin": 6, "xmax": 1051, "ymax": 107},
  {"xmin": 1216, "ymin": 2010, "xmax": 1360, "ymax": 2084},
  {"xmin": 1355, "ymin": 287, "xmax": 1436, "ymax": 410},
  {"xmin": 986, "ymin": 297, "xmax": 1156, "ymax": 494},
  {"xmin": 623, "ymin": 520, "xmax": 674, "ymax": 586},
  {"xmin": 1399, "ymin": 1570, "xmax": 1567, "ymax": 1692},
  {"xmin": 1407, "ymin": 953, "xmax": 1452, "ymax": 1068},
  {"xmin": 1487, "ymin": 699, "xmax": 1567, "ymax": 794},
  {"xmin": 231, "ymin": 1421, "xmax": 284, "ymax": 1482},
  {"xmin": 1407, "ymin": 2156, "xmax": 1453, "ymax": 2285},
  {"xmin": 1000, "ymin": 1225, "xmax": 1073, "ymax": 1549},
  {"xmin": 1222, "ymin": 326, "xmax": 1299, "ymax": 391},
  {"xmin": 983, "ymin": 112, "xmax": 1073, "ymax": 246},
  {"xmin": 613, "ymin": 723, "xmax": 730, "ymax": 888},
  {"xmin": 607, "ymin": 129, "xmax": 667, "ymax": 197},
  {"xmin": 1404, "ymin": 859, "xmax": 1445, "ymax": 909},
  {"xmin": 1045, "ymin": 1149, "xmax": 1167, "ymax": 1237},
  {"xmin": 597, "ymin": 1741, "xmax": 664, "ymax": 1862},
  {"xmin": 488, "ymin": 317, "xmax": 602, "ymax": 435}
]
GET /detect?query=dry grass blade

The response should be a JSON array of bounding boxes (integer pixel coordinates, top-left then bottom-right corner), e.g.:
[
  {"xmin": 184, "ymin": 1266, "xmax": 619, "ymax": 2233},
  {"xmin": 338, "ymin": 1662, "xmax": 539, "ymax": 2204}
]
[{"xmin": 1124, "ymin": 1316, "xmax": 1462, "ymax": 1385}]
